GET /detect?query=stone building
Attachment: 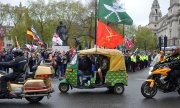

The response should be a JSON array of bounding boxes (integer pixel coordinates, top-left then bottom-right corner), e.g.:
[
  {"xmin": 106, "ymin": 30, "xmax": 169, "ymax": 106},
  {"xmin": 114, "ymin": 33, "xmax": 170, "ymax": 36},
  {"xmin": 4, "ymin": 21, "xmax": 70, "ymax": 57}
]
[{"xmin": 147, "ymin": 0, "xmax": 180, "ymax": 47}]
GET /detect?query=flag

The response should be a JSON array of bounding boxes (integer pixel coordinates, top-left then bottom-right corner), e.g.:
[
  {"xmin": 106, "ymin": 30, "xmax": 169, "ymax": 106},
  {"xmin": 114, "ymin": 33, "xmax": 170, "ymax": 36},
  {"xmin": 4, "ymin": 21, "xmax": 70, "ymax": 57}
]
[
  {"xmin": 38, "ymin": 40, "xmax": 44, "ymax": 45},
  {"xmin": 31, "ymin": 26, "xmax": 40, "ymax": 40},
  {"xmin": 31, "ymin": 25, "xmax": 43, "ymax": 45},
  {"xmin": 98, "ymin": 0, "xmax": 133, "ymax": 25},
  {"xmin": 71, "ymin": 47, "xmax": 75, "ymax": 55},
  {"xmin": 15, "ymin": 36, "xmax": 20, "ymax": 48},
  {"xmin": 26, "ymin": 29, "xmax": 38, "ymax": 41},
  {"xmin": 25, "ymin": 44, "xmax": 38, "ymax": 51},
  {"xmin": 125, "ymin": 38, "xmax": 134, "ymax": 50},
  {"xmin": 131, "ymin": 37, "xmax": 134, "ymax": 44},
  {"xmin": 52, "ymin": 33, "xmax": 63, "ymax": 45},
  {"xmin": 96, "ymin": 20, "xmax": 124, "ymax": 48}
]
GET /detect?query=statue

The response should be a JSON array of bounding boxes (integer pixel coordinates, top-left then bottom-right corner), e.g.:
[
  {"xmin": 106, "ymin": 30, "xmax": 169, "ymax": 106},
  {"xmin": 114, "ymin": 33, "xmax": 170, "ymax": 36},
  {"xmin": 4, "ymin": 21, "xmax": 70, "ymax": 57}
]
[{"xmin": 56, "ymin": 21, "xmax": 68, "ymax": 46}]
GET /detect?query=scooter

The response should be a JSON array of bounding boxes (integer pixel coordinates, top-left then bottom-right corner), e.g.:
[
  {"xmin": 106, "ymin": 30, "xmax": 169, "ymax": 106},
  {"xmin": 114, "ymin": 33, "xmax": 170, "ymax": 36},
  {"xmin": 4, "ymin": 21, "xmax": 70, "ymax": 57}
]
[{"xmin": 0, "ymin": 63, "xmax": 54, "ymax": 103}]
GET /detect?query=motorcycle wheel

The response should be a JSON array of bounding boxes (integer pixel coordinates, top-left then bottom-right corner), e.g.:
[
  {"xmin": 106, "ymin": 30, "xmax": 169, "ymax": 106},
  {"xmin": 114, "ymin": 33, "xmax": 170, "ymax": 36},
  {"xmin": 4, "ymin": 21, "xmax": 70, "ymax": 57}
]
[
  {"xmin": 59, "ymin": 83, "xmax": 69, "ymax": 93},
  {"xmin": 141, "ymin": 81, "xmax": 157, "ymax": 98},
  {"xmin": 25, "ymin": 96, "xmax": 44, "ymax": 103}
]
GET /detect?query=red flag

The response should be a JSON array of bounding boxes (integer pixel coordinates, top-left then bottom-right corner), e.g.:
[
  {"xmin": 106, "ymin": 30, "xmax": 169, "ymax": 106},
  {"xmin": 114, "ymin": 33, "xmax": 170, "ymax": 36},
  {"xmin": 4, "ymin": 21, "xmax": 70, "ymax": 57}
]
[
  {"xmin": 125, "ymin": 38, "xmax": 134, "ymax": 50},
  {"xmin": 96, "ymin": 20, "xmax": 124, "ymax": 48},
  {"xmin": 131, "ymin": 38, "xmax": 134, "ymax": 44}
]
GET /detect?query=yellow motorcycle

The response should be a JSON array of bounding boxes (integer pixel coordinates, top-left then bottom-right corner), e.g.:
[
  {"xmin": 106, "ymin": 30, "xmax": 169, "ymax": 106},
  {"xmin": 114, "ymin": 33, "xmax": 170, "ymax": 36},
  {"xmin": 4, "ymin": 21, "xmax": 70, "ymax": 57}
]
[
  {"xmin": 0, "ymin": 63, "xmax": 54, "ymax": 103},
  {"xmin": 141, "ymin": 63, "xmax": 180, "ymax": 98}
]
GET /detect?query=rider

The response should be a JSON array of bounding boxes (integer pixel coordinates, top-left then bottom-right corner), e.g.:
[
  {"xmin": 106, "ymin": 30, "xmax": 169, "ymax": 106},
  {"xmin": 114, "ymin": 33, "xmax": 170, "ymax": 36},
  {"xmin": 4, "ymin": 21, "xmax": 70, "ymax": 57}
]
[
  {"xmin": 0, "ymin": 48, "xmax": 27, "ymax": 97},
  {"xmin": 166, "ymin": 48, "xmax": 180, "ymax": 88}
]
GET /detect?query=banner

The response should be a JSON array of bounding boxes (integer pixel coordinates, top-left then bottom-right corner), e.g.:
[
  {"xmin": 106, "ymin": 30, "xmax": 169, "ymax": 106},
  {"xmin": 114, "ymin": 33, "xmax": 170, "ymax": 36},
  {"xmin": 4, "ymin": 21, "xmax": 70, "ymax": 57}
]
[
  {"xmin": 97, "ymin": 20, "xmax": 124, "ymax": 48},
  {"xmin": 98, "ymin": 0, "xmax": 133, "ymax": 25}
]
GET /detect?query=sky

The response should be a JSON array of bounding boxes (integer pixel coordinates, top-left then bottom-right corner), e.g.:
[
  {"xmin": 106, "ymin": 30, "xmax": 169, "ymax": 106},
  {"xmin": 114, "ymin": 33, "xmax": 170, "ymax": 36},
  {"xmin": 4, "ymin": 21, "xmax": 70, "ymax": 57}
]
[{"xmin": 0, "ymin": 0, "xmax": 170, "ymax": 26}]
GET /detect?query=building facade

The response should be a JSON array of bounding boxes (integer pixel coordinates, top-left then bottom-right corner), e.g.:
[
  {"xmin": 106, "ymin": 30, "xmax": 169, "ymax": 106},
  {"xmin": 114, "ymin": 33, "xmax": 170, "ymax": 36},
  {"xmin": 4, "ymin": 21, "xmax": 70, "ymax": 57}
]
[{"xmin": 148, "ymin": 0, "xmax": 180, "ymax": 47}]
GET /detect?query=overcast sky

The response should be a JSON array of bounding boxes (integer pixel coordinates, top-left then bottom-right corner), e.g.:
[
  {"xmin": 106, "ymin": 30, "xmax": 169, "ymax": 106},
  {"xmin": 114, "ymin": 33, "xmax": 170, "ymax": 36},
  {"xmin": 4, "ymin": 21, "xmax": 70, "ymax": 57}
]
[{"xmin": 0, "ymin": 0, "xmax": 170, "ymax": 26}]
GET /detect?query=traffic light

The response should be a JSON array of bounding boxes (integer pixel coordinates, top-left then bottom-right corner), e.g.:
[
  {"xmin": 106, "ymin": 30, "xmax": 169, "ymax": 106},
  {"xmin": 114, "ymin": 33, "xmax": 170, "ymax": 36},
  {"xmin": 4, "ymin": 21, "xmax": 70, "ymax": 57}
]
[
  {"xmin": 159, "ymin": 37, "xmax": 162, "ymax": 50},
  {"xmin": 164, "ymin": 36, "xmax": 167, "ymax": 47}
]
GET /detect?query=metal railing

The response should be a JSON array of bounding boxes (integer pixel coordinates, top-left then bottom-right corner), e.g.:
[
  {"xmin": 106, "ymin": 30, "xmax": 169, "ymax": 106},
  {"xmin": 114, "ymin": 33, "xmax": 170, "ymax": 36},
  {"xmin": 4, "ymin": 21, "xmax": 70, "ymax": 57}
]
[{"xmin": 167, "ymin": 38, "xmax": 180, "ymax": 47}]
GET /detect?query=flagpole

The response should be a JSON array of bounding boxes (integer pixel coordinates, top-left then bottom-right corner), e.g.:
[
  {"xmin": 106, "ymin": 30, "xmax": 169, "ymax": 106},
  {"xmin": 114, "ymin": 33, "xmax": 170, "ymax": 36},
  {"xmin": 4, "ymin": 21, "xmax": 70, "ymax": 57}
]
[
  {"xmin": 15, "ymin": 36, "xmax": 18, "ymax": 48},
  {"xmin": 95, "ymin": 0, "xmax": 98, "ymax": 45},
  {"xmin": 123, "ymin": 24, "xmax": 125, "ymax": 37}
]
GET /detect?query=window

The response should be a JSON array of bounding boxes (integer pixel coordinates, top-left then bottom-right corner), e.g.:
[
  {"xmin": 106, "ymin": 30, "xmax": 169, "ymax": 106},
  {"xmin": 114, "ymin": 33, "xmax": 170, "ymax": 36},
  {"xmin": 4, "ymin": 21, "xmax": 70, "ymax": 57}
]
[
  {"xmin": 155, "ymin": 9, "xmax": 158, "ymax": 14},
  {"xmin": 155, "ymin": 16, "xmax": 158, "ymax": 21},
  {"xmin": 170, "ymin": 30, "xmax": 172, "ymax": 38}
]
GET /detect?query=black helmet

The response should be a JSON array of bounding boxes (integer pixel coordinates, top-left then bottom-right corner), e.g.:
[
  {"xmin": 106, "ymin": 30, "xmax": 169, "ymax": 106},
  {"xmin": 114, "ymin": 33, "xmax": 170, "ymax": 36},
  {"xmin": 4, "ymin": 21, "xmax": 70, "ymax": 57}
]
[{"xmin": 12, "ymin": 48, "xmax": 23, "ymax": 57}]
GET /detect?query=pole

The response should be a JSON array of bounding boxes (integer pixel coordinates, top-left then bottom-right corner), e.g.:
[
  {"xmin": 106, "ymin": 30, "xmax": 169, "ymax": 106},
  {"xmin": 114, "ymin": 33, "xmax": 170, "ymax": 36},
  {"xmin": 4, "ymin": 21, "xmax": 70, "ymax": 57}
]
[
  {"xmin": 95, "ymin": 0, "xmax": 98, "ymax": 45},
  {"xmin": 123, "ymin": 24, "xmax": 125, "ymax": 37}
]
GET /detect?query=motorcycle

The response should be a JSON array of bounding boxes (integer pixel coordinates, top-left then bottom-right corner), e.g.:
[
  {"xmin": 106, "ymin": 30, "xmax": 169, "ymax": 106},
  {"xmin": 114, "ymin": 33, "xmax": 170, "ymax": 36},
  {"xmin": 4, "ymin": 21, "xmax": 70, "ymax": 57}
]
[
  {"xmin": 141, "ymin": 62, "xmax": 180, "ymax": 98},
  {"xmin": 0, "ymin": 63, "xmax": 54, "ymax": 103}
]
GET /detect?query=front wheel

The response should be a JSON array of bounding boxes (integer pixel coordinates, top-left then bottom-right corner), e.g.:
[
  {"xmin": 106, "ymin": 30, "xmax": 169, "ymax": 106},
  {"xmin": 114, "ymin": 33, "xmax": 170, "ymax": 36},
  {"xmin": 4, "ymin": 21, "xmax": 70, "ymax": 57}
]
[
  {"xmin": 114, "ymin": 84, "xmax": 124, "ymax": 95},
  {"xmin": 25, "ymin": 96, "xmax": 44, "ymax": 103},
  {"xmin": 141, "ymin": 81, "xmax": 157, "ymax": 98},
  {"xmin": 59, "ymin": 83, "xmax": 69, "ymax": 93}
]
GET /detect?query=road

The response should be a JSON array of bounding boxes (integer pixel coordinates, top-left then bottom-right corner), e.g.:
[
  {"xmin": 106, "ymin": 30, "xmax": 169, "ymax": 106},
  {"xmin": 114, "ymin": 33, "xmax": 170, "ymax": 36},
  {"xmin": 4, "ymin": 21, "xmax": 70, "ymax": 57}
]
[{"xmin": 1, "ymin": 68, "xmax": 180, "ymax": 108}]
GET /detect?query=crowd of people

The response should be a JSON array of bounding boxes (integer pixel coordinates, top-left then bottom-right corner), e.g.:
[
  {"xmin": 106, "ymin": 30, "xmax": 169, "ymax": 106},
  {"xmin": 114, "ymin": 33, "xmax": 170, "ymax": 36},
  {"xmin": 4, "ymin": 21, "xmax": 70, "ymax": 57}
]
[
  {"xmin": 124, "ymin": 50, "xmax": 171, "ymax": 72},
  {"xmin": 0, "ymin": 47, "xmax": 179, "ymax": 78},
  {"xmin": 0, "ymin": 48, "xmax": 74, "ymax": 78}
]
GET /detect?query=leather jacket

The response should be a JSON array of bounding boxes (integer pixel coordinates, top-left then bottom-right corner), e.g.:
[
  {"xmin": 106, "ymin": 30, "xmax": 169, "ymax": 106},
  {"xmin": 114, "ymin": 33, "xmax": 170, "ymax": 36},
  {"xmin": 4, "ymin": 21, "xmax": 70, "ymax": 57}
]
[{"xmin": 0, "ymin": 56, "xmax": 27, "ymax": 74}]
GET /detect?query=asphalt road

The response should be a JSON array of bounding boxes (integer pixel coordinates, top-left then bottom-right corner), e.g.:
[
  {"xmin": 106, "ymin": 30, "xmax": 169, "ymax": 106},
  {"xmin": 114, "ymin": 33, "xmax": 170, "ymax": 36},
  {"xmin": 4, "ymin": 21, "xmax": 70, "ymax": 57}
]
[{"xmin": 1, "ymin": 68, "xmax": 180, "ymax": 108}]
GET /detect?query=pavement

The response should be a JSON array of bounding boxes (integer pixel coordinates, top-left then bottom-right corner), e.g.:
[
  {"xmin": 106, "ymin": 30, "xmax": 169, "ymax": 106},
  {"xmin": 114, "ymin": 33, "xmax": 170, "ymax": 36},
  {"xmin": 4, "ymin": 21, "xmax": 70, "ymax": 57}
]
[{"xmin": 1, "ymin": 68, "xmax": 180, "ymax": 108}]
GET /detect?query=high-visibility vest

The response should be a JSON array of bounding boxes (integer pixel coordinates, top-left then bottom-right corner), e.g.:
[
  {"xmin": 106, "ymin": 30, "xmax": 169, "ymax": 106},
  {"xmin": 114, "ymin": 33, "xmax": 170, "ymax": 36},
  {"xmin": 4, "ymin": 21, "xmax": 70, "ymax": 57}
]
[
  {"xmin": 140, "ymin": 55, "xmax": 144, "ymax": 61},
  {"xmin": 142, "ymin": 55, "xmax": 146, "ymax": 61},
  {"xmin": 131, "ymin": 55, "xmax": 136, "ymax": 63},
  {"xmin": 145, "ymin": 55, "xmax": 149, "ymax": 61}
]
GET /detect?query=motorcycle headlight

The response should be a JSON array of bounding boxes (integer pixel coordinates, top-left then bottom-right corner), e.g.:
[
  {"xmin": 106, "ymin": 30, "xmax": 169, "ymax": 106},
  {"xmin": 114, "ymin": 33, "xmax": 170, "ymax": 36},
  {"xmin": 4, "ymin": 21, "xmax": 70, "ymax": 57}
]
[{"xmin": 148, "ymin": 67, "xmax": 153, "ymax": 75}]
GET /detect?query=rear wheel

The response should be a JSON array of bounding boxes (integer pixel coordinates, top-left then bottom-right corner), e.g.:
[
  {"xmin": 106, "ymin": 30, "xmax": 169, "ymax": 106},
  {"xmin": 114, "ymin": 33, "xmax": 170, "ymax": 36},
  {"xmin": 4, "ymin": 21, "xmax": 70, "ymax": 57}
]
[
  {"xmin": 25, "ymin": 96, "xmax": 44, "ymax": 103},
  {"xmin": 59, "ymin": 83, "xmax": 69, "ymax": 93},
  {"xmin": 141, "ymin": 81, "xmax": 157, "ymax": 98},
  {"xmin": 114, "ymin": 84, "xmax": 124, "ymax": 95}
]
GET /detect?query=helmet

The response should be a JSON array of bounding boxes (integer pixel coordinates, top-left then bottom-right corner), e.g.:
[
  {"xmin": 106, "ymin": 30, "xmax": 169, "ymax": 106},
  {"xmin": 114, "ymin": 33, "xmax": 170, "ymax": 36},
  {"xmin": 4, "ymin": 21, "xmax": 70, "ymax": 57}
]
[
  {"xmin": 172, "ymin": 48, "xmax": 180, "ymax": 56},
  {"xmin": 12, "ymin": 48, "xmax": 23, "ymax": 57}
]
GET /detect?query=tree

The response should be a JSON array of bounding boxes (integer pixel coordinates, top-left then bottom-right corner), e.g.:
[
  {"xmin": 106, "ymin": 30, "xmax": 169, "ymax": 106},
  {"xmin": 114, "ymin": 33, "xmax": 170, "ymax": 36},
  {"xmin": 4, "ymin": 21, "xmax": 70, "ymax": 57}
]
[
  {"xmin": 0, "ymin": 3, "xmax": 11, "ymax": 25},
  {"xmin": 135, "ymin": 27, "xmax": 157, "ymax": 50}
]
